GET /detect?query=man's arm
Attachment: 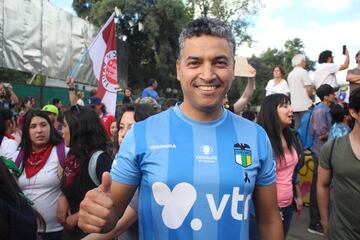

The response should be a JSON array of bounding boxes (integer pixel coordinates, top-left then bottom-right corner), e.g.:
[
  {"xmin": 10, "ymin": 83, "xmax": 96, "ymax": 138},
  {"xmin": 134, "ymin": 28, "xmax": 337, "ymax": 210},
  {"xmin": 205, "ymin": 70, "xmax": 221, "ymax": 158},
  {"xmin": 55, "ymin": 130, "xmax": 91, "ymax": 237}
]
[
  {"xmin": 78, "ymin": 172, "xmax": 137, "ymax": 233},
  {"xmin": 346, "ymin": 71, "xmax": 360, "ymax": 83},
  {"xmin": 233, "ymin": 64, "xmax": 256, "ymax": 114},
  {"xmin": 305, "ymin": 85, "xmax": 314, "ymax": 99},
  {"xmin": 339, "ymin": 50, "xmax": 350, "ymax": 71},
  {"xmin": 66, "ymin": 76, "xmax": 78, "ymax": 106},
  {"xmin": 317, "ymin": 166, "xmax": 332, "ymax": 238},
  {"xmin": 253, "ymin": 184, "xmax": 284, "ymax": 240},
  {"xmin": 7, "ymin": 84, "xmax": 19, "ymax": 105}
]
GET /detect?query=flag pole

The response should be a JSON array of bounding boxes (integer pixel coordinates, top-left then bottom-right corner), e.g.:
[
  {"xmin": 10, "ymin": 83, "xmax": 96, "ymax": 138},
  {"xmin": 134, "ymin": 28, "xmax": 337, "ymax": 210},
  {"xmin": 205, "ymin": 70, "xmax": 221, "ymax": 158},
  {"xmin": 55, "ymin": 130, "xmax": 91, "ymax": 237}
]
[{"xmin": 68, "ymin": 13, "xmax": 116, "ymax": 79}]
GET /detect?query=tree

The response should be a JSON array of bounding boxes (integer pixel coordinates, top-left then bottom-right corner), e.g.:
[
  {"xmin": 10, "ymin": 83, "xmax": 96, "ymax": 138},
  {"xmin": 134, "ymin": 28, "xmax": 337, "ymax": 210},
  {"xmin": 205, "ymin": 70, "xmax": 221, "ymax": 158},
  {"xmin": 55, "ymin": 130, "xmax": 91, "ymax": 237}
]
[
  {"xmin": 185, "ymin": 0, "xmax": 262, "ymax": 45},
  {"xmin": 0, "ymin": 68, "xmax": 32, "ymax": 83},
  {"xmin": 73, "ymin": 0, "xmax": 191, "ymax": 94}
]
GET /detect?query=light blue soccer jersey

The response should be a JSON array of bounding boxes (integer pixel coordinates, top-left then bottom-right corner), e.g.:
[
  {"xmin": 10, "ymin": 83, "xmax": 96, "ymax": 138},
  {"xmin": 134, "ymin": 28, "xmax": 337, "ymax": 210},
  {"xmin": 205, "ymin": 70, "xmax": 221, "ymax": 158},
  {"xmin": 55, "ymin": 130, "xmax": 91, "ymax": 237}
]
[{"xmin": 111, "ymin": 105, "xmax": 275, "ymax": 240}]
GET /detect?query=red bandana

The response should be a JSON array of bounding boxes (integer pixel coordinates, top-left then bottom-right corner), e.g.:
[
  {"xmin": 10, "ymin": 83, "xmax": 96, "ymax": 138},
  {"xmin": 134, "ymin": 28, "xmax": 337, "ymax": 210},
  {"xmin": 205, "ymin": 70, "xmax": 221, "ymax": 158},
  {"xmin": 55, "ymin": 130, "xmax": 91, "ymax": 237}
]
[
  {"xmin": 63, "ymin": 153, "xmax": 80, "ymax": 187},
  {"xmin": 4, "ymin": 133, "xmax": 15, "ymax": 140},
  {"xmin": 25, "ymin": 144, "xmax": 53, "ymax": 178}
]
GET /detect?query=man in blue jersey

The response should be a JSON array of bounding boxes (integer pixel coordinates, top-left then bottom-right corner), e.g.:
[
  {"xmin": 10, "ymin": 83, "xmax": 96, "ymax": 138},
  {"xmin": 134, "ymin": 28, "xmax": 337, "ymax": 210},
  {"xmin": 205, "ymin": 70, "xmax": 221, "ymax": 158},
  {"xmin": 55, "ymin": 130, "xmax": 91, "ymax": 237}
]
[
  {"xmin": 78, "ymin": 17, "xmax": 283, "ymax": 240},
  {"xmin": 141, "ymin": 78, "xmax": 159, "ymax": 100}
]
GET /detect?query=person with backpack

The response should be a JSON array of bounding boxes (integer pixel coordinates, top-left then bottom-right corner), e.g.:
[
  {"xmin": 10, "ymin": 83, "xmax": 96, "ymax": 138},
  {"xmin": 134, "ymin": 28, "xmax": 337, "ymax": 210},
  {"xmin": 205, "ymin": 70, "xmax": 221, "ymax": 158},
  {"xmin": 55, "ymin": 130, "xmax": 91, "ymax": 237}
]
[
  {"xmin": 258, "ymin": 94, "xmax": 304, "ymax": 237},
  {"xmin": 60, "ymin": 105, "xmax": 112, "ymax": 239},
  {"xmin": 317, "ymin": 88, "xmax": 360, "ymax": 240},
  {"xmin": 307, "ymin": 84, "xmax": 336, "ymax": 235},
  {"xmin": 16, "ymin": 110, "xmax": 66, "ymax": 240}
]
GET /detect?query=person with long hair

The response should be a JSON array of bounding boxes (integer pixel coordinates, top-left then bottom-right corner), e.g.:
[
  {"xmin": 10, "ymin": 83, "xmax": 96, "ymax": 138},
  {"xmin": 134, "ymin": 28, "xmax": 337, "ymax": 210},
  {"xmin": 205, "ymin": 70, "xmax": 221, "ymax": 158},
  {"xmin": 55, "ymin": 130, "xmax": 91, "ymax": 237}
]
[
  {"xmin": 265, "ymin": 65, "xmax": 290, "ymax": 96},
  {"xmin": 258, "ymin": 94, "xmax": 303, "ymax": 236},
  {"xmin": 16, "ymin": 110, "xmax": 65, "ymax": 240},
  {"xmin": 0, "ymin": 158, "xmax": 38, "ymax": 240},
  {"xmin": 82, "ymin": 103, "xmax": 157, "ymax": 240},
  {"xmin": 60, "ymin": 105, "xmax": 113, "ymax": 239}
]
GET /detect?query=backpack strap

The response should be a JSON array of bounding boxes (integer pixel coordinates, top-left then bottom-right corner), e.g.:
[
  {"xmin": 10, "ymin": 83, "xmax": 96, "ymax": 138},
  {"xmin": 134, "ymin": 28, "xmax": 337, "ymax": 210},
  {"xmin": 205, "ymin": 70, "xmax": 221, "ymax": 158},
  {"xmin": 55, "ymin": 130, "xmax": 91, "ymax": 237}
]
[
  {"xmin": 55, "ymin": 142, "xmax": 66, "ymax": 168},
  {"xmin": 88, "ymin": 150, "xmax": 104, "ymax": 186},
  {"xmin": 15, "ymin": 148, "xmax": 25, "ymax": 167}
]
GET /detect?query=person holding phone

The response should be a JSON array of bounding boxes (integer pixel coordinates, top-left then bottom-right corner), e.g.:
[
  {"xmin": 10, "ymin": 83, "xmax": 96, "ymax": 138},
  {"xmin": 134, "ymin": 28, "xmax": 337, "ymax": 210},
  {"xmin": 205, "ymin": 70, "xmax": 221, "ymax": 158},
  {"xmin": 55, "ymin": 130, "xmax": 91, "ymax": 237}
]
[{"xmin": 313, "ymin": 48, "xmax": 350, "ymax": 102}]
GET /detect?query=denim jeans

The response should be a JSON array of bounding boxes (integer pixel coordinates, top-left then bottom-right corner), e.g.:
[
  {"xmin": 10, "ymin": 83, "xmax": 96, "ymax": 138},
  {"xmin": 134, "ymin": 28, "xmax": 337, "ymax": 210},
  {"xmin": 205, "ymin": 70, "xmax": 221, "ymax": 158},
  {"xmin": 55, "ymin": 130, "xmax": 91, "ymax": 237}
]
[
  {"xmin": 280, "ymin": 203, "xmax": 294, "ymax": 237},
  {"xmin": 309, "ymin": 155, "xmax": 321, "ymax": 227}
]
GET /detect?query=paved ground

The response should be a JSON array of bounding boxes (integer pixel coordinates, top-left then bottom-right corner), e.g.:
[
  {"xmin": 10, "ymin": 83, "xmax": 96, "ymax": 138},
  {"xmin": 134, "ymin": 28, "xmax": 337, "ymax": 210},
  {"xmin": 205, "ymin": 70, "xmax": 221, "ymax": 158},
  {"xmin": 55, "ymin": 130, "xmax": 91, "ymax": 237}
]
[{"xmin": 287, "ymin": 206, "xmax": 323, "ymax": 240}]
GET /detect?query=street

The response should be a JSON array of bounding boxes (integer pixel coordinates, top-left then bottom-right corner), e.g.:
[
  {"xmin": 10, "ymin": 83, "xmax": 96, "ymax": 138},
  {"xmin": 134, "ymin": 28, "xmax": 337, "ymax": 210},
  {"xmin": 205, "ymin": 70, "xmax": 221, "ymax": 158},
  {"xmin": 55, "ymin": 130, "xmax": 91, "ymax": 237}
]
[{"xmin": 287, "ymin": 206, "xmax": 323, "ymax": 240}]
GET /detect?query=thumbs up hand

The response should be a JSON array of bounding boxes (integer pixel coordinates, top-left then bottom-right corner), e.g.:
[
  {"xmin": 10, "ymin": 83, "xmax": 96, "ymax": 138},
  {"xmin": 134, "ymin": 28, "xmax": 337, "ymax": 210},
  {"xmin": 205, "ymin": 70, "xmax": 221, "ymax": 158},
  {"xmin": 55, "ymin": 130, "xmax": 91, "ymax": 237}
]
[{"xmin": 78, "ymin": 172, "xmax": 114, "ymax": 233}]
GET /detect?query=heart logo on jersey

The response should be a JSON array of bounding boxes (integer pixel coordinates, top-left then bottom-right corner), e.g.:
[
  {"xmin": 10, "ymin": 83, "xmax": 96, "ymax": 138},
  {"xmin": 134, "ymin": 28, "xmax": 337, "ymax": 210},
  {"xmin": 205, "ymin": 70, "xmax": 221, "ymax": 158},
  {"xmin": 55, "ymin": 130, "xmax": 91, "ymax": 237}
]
[{"xmin": 152, "ymin": 182, "xmax": 197, "ymax": 229}]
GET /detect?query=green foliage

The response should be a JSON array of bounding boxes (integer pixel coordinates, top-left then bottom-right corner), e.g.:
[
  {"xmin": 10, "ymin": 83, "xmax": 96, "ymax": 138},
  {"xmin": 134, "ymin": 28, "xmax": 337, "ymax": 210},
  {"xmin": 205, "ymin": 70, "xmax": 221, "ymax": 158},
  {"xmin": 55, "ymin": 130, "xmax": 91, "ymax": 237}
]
[
  {"xmin": 73, "ymin": 0, "xmax": 191, "ymax": 93},
  {"xmin": 185, "ymin": 0, "xmax": 262, "ymax": 45},
  {"xmin": 0, "ymin": 68, "xmax": 32, "ymax": 83}
]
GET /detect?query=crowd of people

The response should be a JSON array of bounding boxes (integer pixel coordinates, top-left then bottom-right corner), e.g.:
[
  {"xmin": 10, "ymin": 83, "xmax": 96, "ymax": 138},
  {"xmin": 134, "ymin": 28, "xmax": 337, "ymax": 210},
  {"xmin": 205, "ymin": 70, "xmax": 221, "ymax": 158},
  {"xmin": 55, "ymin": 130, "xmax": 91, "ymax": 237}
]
[{"xmin": 0, "ymin": 16, "xmax": 359, "ymax": 240}]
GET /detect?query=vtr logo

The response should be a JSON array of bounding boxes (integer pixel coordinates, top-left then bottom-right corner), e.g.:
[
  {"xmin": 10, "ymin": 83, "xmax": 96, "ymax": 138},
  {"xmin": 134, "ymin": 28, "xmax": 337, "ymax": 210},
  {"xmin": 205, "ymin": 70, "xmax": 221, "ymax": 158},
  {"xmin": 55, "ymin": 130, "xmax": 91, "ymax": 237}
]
[{"xmin": 152, "ymin": 182, "xmax": 252, "ymax": 231}]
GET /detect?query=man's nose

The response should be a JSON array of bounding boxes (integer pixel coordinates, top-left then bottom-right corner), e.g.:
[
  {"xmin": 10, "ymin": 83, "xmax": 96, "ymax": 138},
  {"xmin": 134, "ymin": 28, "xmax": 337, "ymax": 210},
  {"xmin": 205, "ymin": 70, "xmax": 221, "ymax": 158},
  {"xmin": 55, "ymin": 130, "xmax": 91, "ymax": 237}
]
[{"xmin": 200, "ymin": 63, "xmax": 216, "ymax": 82}]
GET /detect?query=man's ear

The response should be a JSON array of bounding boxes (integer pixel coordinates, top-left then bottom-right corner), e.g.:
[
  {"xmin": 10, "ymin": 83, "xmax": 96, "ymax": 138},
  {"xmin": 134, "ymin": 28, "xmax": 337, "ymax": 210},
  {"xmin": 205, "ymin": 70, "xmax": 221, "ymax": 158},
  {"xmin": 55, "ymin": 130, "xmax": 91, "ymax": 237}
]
[
  {"xmin": 349, "ymin": 108, "xmax": 359, "ymax": 120},
  {"xmin": 176, "ymin": 60, "xmax": 181, "ymax": 82}
]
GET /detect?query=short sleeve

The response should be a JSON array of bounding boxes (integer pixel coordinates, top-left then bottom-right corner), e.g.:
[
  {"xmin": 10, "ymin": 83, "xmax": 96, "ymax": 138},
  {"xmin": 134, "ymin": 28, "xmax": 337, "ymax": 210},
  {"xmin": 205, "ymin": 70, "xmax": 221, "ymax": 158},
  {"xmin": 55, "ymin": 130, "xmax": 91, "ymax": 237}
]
[
  {"xmin": 256, "ymin": 129, "xmax": 276, "ymax": 186},
  {"xmin": 265, "ymin": 80, "xmax": 272, "ymax": 96},
  {"xmin": 326, "ymin": 63, "xmax": 340, "ymax": 74},
  {"xmin": 0, "ymin": 138, "xmax": 19, "ymax": 161},
  {"xmin": 319, "ymin": 140, "xmax": 333, "ymax": 169},
  {"xmin": 302, "ymin": 70, "xmax": 313, "ymax": 86},
  {"xmin": 282, "ymin": 80, "xmax": 290, "ymax": 95},
  {"xmin": 110, "ymin": 128, "xmax": 141, "ymax": 186}
]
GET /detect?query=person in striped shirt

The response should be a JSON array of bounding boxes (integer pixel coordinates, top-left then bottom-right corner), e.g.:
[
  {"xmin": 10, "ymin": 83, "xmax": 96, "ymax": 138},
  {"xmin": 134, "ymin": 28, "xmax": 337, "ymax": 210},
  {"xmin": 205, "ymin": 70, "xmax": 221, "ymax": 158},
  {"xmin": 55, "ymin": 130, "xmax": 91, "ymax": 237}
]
[{"xmin": 78, "ymin": 17, "xmax": 283, "ymax": 240}]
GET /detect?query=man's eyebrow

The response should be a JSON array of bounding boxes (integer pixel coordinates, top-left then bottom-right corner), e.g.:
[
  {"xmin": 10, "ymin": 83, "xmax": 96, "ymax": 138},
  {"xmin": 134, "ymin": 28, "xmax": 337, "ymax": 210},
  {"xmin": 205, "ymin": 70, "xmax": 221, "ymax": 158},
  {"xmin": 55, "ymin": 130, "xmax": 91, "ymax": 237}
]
[
  {"xmin": 213, "ymin": 55, "xmax": 229, "ymax": 61},
  {"xmin": 186, "ymin": 56, "xmax": 200, "ymax": 61}
]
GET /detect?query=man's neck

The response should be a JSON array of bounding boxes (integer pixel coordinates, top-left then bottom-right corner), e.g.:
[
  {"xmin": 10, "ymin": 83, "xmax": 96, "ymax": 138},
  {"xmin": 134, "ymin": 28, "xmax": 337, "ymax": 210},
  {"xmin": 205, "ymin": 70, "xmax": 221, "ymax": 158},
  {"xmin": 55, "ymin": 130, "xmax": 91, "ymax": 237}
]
[
  {"xmin": 322, "ymin": 100, "xmax": 331, "ymax": 107},
  {"xmin": 179, "ymin": 103, "xmax": 223, "ymax": 122}
]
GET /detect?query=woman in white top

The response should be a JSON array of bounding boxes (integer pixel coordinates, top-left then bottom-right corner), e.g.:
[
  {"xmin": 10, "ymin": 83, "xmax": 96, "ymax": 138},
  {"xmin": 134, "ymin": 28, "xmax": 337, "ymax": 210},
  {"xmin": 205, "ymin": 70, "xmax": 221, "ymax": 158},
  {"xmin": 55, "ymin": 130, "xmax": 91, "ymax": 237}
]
[
  {"xmin": 266, "ymin": 65, "xmax": 290, "ymax": 96},
  {"xmin": 16, "ymin": 110, "xmax": 67, "ymax": 240},
  {"xmin": 0, "ymin": 109, "xmax": 18, "ymax": 160}
]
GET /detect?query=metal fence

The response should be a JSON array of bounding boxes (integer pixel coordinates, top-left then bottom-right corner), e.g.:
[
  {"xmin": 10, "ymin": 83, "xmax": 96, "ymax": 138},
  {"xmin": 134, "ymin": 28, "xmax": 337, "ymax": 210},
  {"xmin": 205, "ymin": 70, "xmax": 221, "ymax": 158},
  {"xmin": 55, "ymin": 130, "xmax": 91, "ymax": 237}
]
[{"xmin": 0, "ymin": 0, "xmax": 98, "ymax": 85}]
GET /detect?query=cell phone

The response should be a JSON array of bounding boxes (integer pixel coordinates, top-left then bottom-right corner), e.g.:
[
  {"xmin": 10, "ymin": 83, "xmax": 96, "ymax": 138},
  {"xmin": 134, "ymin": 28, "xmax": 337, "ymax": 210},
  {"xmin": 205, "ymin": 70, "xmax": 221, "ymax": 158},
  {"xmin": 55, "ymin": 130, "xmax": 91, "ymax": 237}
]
[{"xmin": 342, "ymin": 45, "xmax": 347, "ymax": 55}]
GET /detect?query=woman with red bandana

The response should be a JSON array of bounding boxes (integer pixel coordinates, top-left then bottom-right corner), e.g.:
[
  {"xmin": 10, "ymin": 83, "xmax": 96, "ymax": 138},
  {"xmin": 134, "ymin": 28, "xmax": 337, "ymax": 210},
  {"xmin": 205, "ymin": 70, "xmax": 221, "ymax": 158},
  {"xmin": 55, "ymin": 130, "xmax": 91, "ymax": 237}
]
[{"xmin": 16, "ymin": 110, "xmax": 66, "ymax": 240}]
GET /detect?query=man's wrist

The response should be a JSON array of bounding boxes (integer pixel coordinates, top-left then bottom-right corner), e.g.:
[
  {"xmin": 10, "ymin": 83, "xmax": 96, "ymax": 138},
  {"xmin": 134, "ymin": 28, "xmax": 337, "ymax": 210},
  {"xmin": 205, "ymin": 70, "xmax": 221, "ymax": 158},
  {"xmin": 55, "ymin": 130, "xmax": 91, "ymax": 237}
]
[{"xmin": 69, "ymin": 87, "xmax": 75, "ymax": 91}]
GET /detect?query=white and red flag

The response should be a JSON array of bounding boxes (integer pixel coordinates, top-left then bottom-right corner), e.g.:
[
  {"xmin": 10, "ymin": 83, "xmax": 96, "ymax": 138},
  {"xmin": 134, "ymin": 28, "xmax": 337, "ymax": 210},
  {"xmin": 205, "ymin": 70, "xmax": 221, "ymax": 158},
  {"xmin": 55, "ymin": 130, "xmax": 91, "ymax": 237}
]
[{"xmin": 89, "ymin": 13, "xmax": 117, "ymax": 115}]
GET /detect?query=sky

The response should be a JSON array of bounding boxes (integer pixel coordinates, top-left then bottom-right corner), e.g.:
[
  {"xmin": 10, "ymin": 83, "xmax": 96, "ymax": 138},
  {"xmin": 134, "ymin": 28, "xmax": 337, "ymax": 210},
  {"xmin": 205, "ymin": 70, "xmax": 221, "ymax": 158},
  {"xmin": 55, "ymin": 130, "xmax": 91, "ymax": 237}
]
[{"xmin": 51, "ymin": 0, "xmax": 360, "ymax": 82}]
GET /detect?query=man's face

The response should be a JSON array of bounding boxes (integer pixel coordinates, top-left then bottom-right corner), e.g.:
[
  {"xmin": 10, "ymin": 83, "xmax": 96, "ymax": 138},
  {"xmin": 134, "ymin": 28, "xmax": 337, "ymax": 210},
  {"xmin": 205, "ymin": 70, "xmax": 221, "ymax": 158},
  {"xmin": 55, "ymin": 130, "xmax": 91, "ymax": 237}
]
[
  {"xmin": 325, "ymin": 93, "xmax": 336, "ymax": 103},
  {"xmin": 301, "ymin": 60, "xmax": 306, "ymax": 69},
  {"xmin": 152, "ymin": 81, "xmax": 158, "ymax": 89},
  {"xmin": 176, "ymin": 35, "xmax": 234, "ymax": 116},
  {"xmin": 56, "ymin": 101, "xmax": 62, "ymax": 109}
]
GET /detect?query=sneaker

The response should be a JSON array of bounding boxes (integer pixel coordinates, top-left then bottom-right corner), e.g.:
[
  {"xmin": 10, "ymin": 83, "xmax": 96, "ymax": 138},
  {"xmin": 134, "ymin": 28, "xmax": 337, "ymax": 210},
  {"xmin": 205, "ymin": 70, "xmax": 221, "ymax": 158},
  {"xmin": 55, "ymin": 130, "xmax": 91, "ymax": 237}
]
[{"xmin": 307, "ymin": 223, "xmax": 324, "ymax": 236}]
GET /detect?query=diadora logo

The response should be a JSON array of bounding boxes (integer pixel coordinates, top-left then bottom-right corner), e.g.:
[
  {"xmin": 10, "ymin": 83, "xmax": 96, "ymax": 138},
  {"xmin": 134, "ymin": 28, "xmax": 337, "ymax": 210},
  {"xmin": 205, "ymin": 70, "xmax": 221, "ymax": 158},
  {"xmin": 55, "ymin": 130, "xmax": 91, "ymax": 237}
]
[
  {"xmin": 196, "ymin": 145, "xmax": 218, "ymax": 163},
  {"xmin": 152, "ymin": 182, "xmax": 252, "ymax": 231},
  {"xmin": 150, "ymin": 144, "xmax": 176, "ymax": 150}
]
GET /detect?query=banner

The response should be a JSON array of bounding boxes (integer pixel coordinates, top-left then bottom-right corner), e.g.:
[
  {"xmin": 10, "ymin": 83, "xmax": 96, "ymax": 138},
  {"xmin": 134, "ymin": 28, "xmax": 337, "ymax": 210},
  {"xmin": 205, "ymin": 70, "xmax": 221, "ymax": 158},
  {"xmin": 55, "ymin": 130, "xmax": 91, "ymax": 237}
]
[{"xmin": 89, "ymin": 13, "xmax": 117, "ymax": 115}]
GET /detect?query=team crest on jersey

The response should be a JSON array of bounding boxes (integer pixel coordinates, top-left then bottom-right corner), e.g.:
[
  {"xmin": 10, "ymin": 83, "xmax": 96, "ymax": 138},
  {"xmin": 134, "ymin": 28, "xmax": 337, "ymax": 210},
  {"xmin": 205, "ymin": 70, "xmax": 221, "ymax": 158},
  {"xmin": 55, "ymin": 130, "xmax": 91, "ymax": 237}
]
[{"xmin": 234, "ymin": 143, "xmax": 252, "ymax": 167}]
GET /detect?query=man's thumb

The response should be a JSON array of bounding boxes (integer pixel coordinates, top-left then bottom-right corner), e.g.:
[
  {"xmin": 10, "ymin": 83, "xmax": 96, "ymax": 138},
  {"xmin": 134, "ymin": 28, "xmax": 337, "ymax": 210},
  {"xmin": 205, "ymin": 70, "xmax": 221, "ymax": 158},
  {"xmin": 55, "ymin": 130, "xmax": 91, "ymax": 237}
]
[{"xmin": 99, "ymin": 172, "xmax": 112, "ymax": 193}]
